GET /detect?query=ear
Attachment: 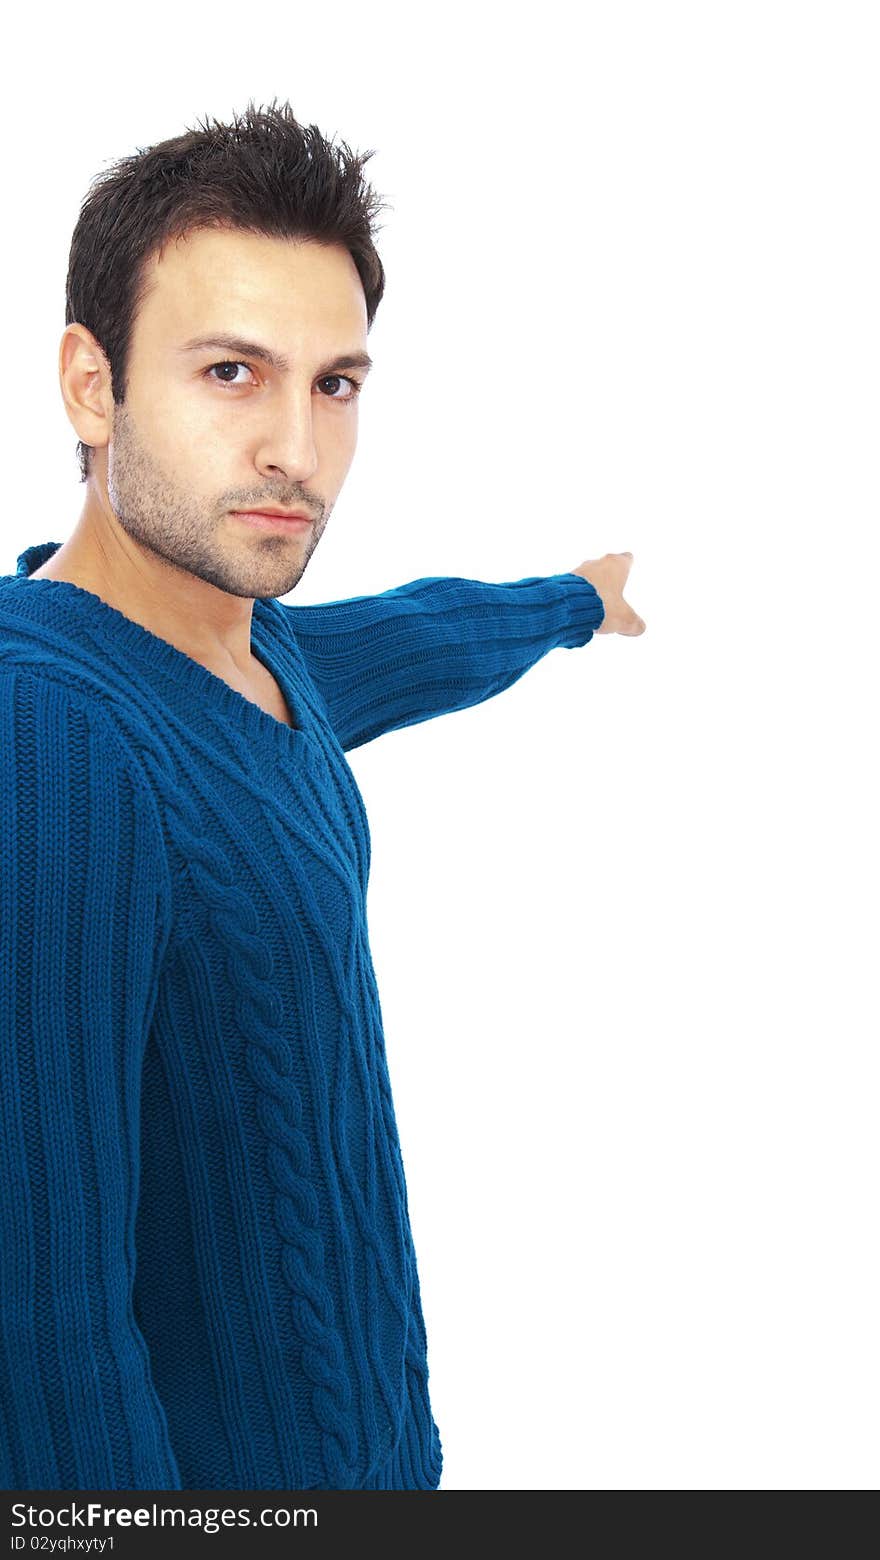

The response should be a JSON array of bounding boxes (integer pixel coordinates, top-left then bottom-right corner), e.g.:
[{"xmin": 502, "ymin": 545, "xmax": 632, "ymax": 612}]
[{"xmin": 59, "ymin": 323, "xmax": 115, "ymax": 457}]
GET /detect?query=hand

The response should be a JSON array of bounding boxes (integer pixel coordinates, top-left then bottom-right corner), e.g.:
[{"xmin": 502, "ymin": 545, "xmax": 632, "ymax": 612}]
[{"xmin": 572, "ymin": 552, "xmax": 646, "ymax": 636}]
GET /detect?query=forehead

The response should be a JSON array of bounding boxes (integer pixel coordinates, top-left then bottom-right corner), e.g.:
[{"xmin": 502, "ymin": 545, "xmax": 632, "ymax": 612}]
[{"xmin": 135, "ymin": 227, "xmax": 368, "ymax": 343}]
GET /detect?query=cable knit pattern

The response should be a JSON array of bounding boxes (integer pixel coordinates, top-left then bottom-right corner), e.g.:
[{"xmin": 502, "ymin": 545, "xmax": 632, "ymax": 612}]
[{"xmin": 0, "ymin": 540, "xmax": 604, "ymax": 1491}]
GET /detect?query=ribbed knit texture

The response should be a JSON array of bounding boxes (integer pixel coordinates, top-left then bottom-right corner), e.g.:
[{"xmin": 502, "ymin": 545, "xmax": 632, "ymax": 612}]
[{"xmin": 0, "ymin": 540, "xmax": 604, "ymax": 1491}]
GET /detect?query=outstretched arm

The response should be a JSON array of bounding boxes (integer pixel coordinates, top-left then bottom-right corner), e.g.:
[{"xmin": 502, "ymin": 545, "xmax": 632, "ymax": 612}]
[{"xmin": 279, "ymin": 570, "xmax": 605, "ymax": 752}]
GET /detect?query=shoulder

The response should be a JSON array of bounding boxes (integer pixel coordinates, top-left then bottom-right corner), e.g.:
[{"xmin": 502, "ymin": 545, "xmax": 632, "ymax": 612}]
[{"xmin": 0, "ymin": 662, "xmax": 175, "ymax": 918}]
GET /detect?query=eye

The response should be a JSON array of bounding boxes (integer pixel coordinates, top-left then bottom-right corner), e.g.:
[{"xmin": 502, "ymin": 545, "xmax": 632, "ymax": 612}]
[
  {"xmin": 317, "ymin": 374, "xmax": 363, "ymax": 403},
  {"xmin": 205, "ymin": 361, "xmax": 258, "ymax": 387}
]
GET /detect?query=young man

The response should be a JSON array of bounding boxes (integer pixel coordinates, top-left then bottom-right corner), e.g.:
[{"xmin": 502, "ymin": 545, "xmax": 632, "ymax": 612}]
[{"xmin": 0, "ymin": 100, "xmax": 644, "ymax": 1492}]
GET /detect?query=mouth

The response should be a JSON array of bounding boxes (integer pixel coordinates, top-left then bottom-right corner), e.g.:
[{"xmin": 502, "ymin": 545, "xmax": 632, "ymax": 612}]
[{"xmin": 230, "ymin": 509, "xmax": 314, "ymax": 532}]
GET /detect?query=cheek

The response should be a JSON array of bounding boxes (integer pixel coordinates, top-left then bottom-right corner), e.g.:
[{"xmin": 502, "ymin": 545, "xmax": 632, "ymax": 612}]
[
  {"xmin": 159, "ymin": 393, "xmax": 240, "ymax": 477},
  {"xmin": 143, "ymin": 388, "xmax": 203, "ymax": 452},
  {"xmin": 326, "ymin": 411, "xmax": 359, "ymax": 468}
]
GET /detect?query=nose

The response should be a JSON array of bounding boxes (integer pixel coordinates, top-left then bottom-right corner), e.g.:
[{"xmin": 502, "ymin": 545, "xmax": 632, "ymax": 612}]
[{"xmin": 254, "ymin": 386, "xmax": 319, "ymax": 482}]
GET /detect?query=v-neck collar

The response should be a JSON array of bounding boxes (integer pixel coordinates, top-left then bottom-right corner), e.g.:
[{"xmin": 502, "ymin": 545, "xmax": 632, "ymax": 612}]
[{"xmin": 3, "ymin": 539, "xmax": 314, "ymax": 758}]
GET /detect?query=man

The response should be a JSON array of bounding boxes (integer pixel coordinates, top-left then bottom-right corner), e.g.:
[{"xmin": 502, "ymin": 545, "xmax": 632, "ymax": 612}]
[{"xmin": 0, "ymin": 101, "xmax": 644, "ymax": 1493}]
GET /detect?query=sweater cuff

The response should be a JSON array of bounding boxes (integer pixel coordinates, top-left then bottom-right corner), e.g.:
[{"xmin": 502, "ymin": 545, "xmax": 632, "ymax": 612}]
[{"xmin": 553, "ymin": 571, "xmax": 606, "ymax": 646}]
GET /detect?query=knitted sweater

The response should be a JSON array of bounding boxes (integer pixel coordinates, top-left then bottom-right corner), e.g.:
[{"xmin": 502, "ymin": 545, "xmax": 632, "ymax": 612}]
[{"xmin": 0, "ymin": 539, "xmax": 604, "ymax": 1491}]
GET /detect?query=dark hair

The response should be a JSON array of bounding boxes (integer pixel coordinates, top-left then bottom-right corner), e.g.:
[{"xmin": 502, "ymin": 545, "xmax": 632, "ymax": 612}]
[{"xmin": 65, "ymin": 98, "xmax": 390, "ymax": 482}]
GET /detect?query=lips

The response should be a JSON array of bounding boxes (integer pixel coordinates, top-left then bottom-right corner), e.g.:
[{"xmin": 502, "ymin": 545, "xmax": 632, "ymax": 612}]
[
  {"xmin": 233, "ymin": 509, "xmax": 312, "ymax": 521},
  {"xmin": 231, "ymin": 509, "xmax": 313, "ymax": 533}
]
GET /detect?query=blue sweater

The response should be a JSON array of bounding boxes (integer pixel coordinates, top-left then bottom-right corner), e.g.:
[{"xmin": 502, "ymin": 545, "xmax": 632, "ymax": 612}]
[{"xmin": 0, "ymin": 540, "xmax": 604, "ymax": 1491}]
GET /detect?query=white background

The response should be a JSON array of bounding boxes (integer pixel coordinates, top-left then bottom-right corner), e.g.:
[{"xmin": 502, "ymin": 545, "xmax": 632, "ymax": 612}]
[{"xmin": 1, "ymin": 0, "xmax": 877, "ymax": 1491}]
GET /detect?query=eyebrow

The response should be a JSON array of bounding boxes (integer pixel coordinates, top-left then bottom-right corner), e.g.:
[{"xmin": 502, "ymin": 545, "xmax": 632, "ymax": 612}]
[{"xmin": 176, "ymin": 333, "xmax": 373, "ymax": 375}]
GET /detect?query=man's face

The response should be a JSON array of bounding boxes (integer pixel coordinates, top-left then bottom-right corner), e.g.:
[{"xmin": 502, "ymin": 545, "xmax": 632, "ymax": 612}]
[{"xmin": 101, "ymin": 227, "xmax": 371, "ymax": 600}]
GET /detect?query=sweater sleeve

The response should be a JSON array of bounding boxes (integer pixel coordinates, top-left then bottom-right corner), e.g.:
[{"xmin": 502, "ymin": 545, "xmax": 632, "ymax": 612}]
[
  {"xmin": 0, "ymin": 673, "xmax": 183, "ymax": 1491},
  {"xmin": 281, "ymin": 570, "xmax": 605, "ymax": 752}
]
